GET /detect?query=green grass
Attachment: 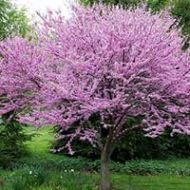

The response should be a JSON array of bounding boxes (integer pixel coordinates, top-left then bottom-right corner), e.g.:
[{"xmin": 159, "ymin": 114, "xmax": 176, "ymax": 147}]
[
  {"xmin": 24, "ymin": 126, "xmax": 54, "ymax": 155},
  {"xmin": 1, "ymin": 126, "xmax": 190, "ymax": 190},
  {"xmin": 2, "ymin": 170, "xmax": 190, "ymax": 190}
]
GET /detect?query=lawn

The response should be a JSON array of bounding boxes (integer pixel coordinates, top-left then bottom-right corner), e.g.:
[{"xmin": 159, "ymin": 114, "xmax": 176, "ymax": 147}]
[{"xmin": 1, "ymin": 126, "xmax": 190, "ymax": 190}]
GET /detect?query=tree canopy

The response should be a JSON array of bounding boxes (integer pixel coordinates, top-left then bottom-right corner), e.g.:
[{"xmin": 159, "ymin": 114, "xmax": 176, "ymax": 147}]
[
  {"xmin": 1, "ymin": 4, "xmax": 190, "ymax": 190},
  {"xmin": 80, "ymin": 0, "xmax": 190, "ymax": 48}
]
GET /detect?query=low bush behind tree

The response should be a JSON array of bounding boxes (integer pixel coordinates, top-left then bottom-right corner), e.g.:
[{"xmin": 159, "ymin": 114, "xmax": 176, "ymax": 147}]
[{"xmin": 0, "ymin": 115, "xmax": 32, "ymax": 168}]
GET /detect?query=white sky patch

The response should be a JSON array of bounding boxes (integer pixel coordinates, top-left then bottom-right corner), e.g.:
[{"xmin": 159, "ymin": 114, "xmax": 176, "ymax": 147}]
[{"xmin": 12, "ymin": 0, "xmax": 75, "ymax": 20}]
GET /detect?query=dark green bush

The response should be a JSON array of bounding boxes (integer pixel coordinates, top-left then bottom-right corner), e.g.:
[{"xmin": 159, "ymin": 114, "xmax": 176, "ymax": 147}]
[
  {"xmin": 172, "ymin": 0, "xmax": 190, "ymax": 49},
  {"xmin": 0, "ymin": 116, "xmax": 32, "ymax": 168},
  {"xmin": 52, "ymin": 126, "xmax": 190, "ymax": 162},
  {"xmin": 147, "ymin": 0, "xmax": 169, "ymax": 12}
]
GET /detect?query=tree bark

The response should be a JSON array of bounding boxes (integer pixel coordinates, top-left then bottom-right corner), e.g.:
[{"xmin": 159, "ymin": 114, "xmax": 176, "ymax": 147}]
[{"xmin": 100, "ymin": 147, "xmax": 111, "ymax": 190}]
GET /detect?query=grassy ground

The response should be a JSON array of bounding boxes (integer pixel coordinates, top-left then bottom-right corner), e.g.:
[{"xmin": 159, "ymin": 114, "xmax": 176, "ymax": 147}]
[{"xmin": 1, "ymin": 127, "xmax": 190, "ymax": 190}]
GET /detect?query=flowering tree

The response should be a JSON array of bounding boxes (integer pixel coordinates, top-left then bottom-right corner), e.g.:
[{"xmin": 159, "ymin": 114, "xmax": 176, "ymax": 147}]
[
  {"xmin": 8, "ymin": 5, "xmax": 190, "ymax": 190},
  {"xmin": 0, "ymin": 37, "xmax": 47, "ymax": 166},
  {"xmin": 0, "ymin": 37, "xmax": 46, "ymax": 121}
]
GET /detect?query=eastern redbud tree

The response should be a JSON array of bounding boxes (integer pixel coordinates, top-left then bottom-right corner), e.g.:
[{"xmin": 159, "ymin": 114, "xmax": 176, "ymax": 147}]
[
  {"xmin": 5, "ymin": 5, "xmax": 190, "ymax": 190},
  {"xmin": 0, "ymin": 37, "xmax": 47, "ymax": 166},
  {"xmin": 0, "ymin": 37, "xmax": 46, "ymax": 121}
]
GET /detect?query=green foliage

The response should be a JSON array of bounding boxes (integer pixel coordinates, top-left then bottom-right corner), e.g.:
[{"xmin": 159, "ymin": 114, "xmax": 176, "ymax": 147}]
[
  {"xmin": 147, "ymin": 0, "xmax": 169, "ymax": 12},
  {"xmin": 5, "ymin": 167, "xmax": 47, "ymax": 190},
  {"xmin": 0, "ymin": 0, "xmax": 31, "ymax": 169},
  {"xmin": 113, "ymin": 130, "xmax": 190, "ymax": 161},
  {"xmin": 53, "ymin": 126, "xmax": 190, "ymax": 162},
  {"xmin": 2, "ymin": 167, "xmax": 190, "ymax": 190},
  {"xmin": 1, "ymin": 165, "xmax": 97, "ymax": 190},
  {"xmin": 0, "ymin": 0, "xmax": 30, "ymax": 39},
  {"xmin": 80, "ymin": 0, "xmax": 170, "ymax": 10},
  {"xmin": 123, "ymin": 160, "xmax": 190, "ymax": 175},
  {"xmin": 9, "ymin": 127, "xmax": 190, "ymax": 176},
  {"xmin": 0, "ymin": 118, "xmax": 32, "ymax": 168},
  {"xmin": 80, "ymin": 0, "xmax": 142, "ymax": 8},
  {"xmin": 3, "ymin": 157, "xmax": 190, "ymax": 189},
  {"xmin": 172, "ymin": 0, "xmax": 190, "ymax": 49},
  {"xmin": 12, "ymin": 155, "xmax": 190, "ymax": 176}
]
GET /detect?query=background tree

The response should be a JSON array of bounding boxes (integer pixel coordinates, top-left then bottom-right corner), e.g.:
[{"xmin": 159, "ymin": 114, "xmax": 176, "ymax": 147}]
[
  {"xmin": 0, "ymin": 37, "xmax": 45, "ymax": 167},
  {"xmin": 80, "ymin": 0, "xmax": 170, "ymax": 10},
  {"xmin": 147, "ymin": 0, "xmax": 170, "ymax": 12},
  {"xmin": 20, "ymin": 5, "xmax": 190, "ymax": 190},
  {"xmin": 80, "ymin": 0, "xmax": 142, "ymax": 7},
  {"xmin": 0, "ymin": 0, "xmax": 31, "ymax": 167},
  {"xmin": 172, "ymin": 0, "xmax": 190, "ymax": 49},
  {"xmin": 0, "ymin": 116, "xmax": 31, "ymax": 168},
  {"xmin": 0, "ymin": 0, "xmax": 30, "ymax": 40}
]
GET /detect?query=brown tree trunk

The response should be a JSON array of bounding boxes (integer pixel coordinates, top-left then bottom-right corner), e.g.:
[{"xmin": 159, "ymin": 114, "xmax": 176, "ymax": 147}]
[{"xmin": 100, "ymin": 147, "xmax": 111, "ymax": 190}]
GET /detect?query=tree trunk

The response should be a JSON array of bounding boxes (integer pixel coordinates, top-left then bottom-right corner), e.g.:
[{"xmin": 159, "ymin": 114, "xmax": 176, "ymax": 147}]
[{"xmin": 100, "ymin": 148, "xmax": 111, "ymax": 190}]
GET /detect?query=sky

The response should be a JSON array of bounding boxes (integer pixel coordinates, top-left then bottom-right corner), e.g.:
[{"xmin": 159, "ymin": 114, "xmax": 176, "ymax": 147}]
[{"xmin": 12, "ymin": 0, "xmax": 75, "ymax": 19}]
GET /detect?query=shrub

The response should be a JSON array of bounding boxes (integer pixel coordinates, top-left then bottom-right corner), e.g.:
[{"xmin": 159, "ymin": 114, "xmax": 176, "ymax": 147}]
[
  {"xmin": 0, "ymin": 116, "xmax": 32, "ymax": 168},
  {"xmin": 52, "ymin": 127, "xmax": 190, "ymax": 162}
]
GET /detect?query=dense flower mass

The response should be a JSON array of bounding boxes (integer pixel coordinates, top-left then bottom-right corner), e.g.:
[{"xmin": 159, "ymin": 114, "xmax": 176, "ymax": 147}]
[
  {"xmin": 0, "ymin": 5, "xmax": 190, "ymax": 154},
  {"xmin": 16, "ymin": 5, "xmax": 190, "ymax": 153},
  {"xmin": 0, "ymin": 37, "xmax": 45, "ymax": 116}
]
